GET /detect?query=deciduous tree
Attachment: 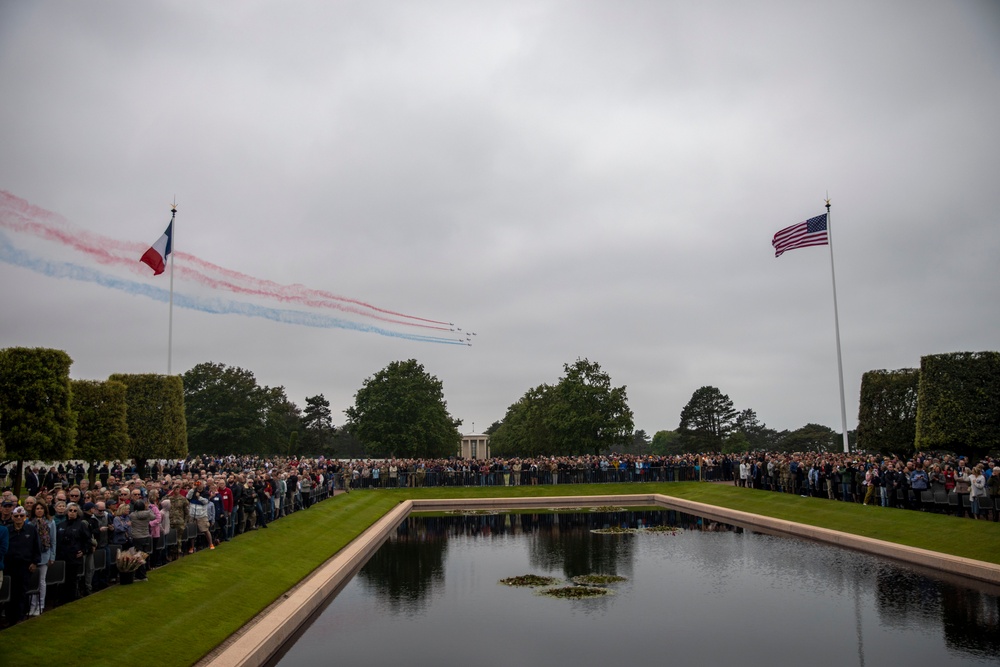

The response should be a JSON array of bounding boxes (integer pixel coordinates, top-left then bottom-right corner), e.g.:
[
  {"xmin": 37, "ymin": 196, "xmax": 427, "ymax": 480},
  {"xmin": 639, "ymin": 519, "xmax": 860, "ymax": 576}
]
[
  {"xmin": 345, "ymin": 359, "xmax": 461, "ymax": 459},
  {"xmin": 774, "ymin": 423, "xmax": 838, "ymax": 453},
  {"xmin": 491, "ymin": 359, "xmax": 634, "ymax": 457},
  {"xmin": 651, "ymin": 429, "xmax": 683, "ymax": 456},
  {"xmin": 550, "ymin": 359, "xmax": 633, "ymax": 455},
  {"xmin": 182, "ymin": 362, "xmax": 297, "ymax": 456},
  {"xmin": 489, "ymin": 384, "xmax": 556, "ymax": 457}
]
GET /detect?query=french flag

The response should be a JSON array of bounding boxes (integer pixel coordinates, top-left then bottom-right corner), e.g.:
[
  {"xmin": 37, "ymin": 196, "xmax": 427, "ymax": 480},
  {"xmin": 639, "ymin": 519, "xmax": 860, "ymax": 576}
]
[{"xmin": 140, "ymin": 222, "xmax": 172, "ymax": 275}]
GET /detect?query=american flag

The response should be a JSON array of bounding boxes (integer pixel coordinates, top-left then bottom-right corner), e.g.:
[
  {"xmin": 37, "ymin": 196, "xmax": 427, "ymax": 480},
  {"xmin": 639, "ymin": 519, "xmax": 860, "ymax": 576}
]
[{"xmin": 772, "ymin": 213, "xmax": 828, "ymax": 257}]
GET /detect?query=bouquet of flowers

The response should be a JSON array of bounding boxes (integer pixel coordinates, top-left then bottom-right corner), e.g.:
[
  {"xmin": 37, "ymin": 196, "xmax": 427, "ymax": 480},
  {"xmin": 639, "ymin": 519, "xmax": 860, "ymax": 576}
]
[{"xmin": 116, "ymin": 547, "xmax": 149, "ymax": 572}]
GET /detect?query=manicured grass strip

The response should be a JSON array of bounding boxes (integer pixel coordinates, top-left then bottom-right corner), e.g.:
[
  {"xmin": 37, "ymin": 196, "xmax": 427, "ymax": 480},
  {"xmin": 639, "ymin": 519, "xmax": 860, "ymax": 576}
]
[
  {"xmin": 1, "ymin": 491, "xmax": 399, "ymax": 666},
  {"xmin": 3, "ymin": 482, "xmax": 999, "ymax": 666},
  {"xmin": 655, "ymin": 483, "xmax": 1000, "ymax": 564}
]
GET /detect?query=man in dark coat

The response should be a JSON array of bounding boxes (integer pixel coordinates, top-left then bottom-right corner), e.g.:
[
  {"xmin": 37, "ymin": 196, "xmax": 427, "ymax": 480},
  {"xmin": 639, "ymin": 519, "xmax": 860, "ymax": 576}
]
[
  {"xmin": 56, "ymin": 503, "xmax": 92, "ymax": 601},
  {"xmin": 24, "ymin": 467, "xmax": 40, "ymax": 497},
  {"xmin": 5, "ymin": 507, "xmax": 40, "ymax": 623}
]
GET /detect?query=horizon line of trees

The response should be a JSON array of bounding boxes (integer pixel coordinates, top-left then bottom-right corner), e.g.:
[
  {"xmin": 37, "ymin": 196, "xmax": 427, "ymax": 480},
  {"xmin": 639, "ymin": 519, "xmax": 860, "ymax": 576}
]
[{"xmin": 2, "ymin": 347, "xmax": 997, "ymax": 495}]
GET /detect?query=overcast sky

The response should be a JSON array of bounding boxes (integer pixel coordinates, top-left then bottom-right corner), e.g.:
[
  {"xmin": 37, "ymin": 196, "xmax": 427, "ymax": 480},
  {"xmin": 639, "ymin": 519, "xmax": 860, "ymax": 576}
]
[{"xmin": 1, "ymin": 1, "xmax": 998, "ymax": 441}]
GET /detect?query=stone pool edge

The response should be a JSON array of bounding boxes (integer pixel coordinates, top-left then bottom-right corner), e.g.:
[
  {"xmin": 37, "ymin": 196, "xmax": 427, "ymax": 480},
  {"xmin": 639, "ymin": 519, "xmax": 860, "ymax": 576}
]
[{"xmin": 201, "ymin": 493, "xmax": 1000, "ymax": 667}]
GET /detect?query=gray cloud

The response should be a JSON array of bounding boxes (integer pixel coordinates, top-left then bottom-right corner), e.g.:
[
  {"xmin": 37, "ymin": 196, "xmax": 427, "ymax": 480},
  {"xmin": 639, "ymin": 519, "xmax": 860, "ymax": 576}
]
[{"xmin": 2, "ymin": 1, "xmax": 998, "ymax": 439}]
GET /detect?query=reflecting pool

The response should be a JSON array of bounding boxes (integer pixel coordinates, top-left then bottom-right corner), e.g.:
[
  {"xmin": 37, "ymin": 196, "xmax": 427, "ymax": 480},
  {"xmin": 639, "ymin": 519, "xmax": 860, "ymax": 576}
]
[{"xmin": 273, "ymin": 509, "xmax": 1000, "ymax": 667}]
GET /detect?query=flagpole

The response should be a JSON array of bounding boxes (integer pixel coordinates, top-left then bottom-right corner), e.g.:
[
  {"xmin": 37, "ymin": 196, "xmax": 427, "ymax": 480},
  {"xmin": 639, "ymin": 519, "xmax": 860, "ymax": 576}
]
[
  {"xmin": 826, "ymin": 198, "xmax": 850, "ymax": 453},
  {"xmin": 167, "ymin": 200, "xmax": 176, "ymax": 375}
]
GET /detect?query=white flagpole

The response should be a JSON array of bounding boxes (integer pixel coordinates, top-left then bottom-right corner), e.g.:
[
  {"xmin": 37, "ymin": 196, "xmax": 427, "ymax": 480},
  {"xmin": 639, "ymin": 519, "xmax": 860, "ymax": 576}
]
[
  {"xmin": 167, "ymin": 200, "xmax": 176, "ymax": 375},
  {"xmin": 825, "ymin": 197, "xmax": 850, "ymax": 453}
]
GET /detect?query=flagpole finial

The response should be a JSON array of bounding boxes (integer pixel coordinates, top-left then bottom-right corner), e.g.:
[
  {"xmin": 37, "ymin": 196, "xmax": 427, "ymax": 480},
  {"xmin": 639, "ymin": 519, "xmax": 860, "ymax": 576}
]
[
  {"xmin": 825, "ymin": 195, "xmax": 831, "ymax": 211},
  {"xmin": 171, "ymin": 196, "xmax": 177, "ymax": 215}
]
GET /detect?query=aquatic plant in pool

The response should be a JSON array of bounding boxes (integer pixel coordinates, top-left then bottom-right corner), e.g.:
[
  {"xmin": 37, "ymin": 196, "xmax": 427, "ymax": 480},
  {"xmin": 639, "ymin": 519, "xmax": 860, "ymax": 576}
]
[
  {"xmin": 642, "ymin": 524, "xmax": 681, "ymax": 534},
  {"xmin": 591, "ymin": 526, "xmax": 636, "ymax": 534},
  {"xmin": 538, "ymin": 585, "xmax": 613, "ymax": 599},
  {"xmin": 499, "ymin": 574, "xmax": 561, "ymax": 587},
  {"xmin": 572, "ymin": 573, "xmax": 627, "ymax": 586}
]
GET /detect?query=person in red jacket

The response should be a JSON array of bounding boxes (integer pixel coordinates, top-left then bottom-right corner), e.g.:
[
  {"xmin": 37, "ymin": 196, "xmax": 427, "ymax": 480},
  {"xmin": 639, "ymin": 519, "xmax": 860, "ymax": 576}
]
[{"xmin": 218, "ymin": 481, "xmax": 234, "ymax": 542}]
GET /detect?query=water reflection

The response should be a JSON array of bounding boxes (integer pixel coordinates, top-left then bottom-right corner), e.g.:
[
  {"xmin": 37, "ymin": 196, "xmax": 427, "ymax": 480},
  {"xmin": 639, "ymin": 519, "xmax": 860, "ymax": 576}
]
[{"xmin": 283, "ymin": 510, "xmax": 1000, "ymax": 667}]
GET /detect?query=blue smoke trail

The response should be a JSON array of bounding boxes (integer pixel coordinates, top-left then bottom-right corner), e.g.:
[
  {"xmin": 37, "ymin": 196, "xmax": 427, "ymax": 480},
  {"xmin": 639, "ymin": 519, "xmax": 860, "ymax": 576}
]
[{"xmin": 0, "ymin": 231, "xmax": 466, "ymax": 345}]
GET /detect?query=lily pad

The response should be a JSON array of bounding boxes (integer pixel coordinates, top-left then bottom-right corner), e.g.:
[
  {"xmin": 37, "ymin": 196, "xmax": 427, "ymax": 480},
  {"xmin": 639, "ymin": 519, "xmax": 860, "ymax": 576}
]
[
  {"xmin": 538, "ymin": 586, "xmax": 613, "ymax": 599},
  {"xmin": 643, "ymin": 525, "xmax": 682, "ymax": 534},
  {"xmin": 499, "ymin": 574, "xmax": 561, "ymax": 587},
  {"xmin": 591, "ymin": 527, "xmax": 637, "ymax": 535},
  {"xmin": 572, "ymin": 574, "xmax": 627, "ymax": 586}
]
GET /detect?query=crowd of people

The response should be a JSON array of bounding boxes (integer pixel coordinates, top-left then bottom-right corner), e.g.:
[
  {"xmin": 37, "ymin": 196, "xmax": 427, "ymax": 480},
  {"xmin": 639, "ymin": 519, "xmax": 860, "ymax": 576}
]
[
  {"xmin": 1, "ymin": 448, "xmax": 998, "ymax": 627},
  {"xmin": 0, "ymin": 456, "xmax": 339, "ymax": 627}
]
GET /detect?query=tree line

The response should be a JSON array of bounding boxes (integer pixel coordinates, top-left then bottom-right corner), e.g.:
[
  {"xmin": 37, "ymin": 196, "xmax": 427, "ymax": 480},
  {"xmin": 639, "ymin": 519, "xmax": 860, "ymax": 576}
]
[{"xmin": 1, "ymin": 347, "xmax": 997, "ymax": 496}]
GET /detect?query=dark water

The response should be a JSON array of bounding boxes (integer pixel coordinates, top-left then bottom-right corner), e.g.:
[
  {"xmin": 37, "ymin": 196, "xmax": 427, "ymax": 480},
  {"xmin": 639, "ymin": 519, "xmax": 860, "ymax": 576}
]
[{"xmin": 274, "ymin": 510, "xmax": 1000, "ymax": 667}]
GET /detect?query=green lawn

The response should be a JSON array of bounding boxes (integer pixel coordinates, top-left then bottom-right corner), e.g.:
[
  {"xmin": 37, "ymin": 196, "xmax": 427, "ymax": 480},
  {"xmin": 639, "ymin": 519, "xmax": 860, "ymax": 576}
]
[{"xmin": 3, "ymin": 483, "xmax": 999, "ymax": 666}]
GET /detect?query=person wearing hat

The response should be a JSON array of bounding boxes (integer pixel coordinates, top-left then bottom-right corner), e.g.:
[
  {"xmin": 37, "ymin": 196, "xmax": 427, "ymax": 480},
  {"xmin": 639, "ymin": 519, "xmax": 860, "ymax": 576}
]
[
  {"xmin": 4, "ymin": 506, "xmax": 40, "ymax": 623},
  {"xmin": 0, "ymin": 499, "xmax": 15, "ymax": 528}
]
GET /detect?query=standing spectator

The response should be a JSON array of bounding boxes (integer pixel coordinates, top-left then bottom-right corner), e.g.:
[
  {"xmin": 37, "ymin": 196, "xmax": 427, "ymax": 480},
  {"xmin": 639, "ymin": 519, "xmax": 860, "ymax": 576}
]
[
  {"xmin": 0, "ymin": 523, "xmax": 7, "ymax": 615},
  {"xmin": 232, "ymin": 476, "xmax": 247, "ymax": 535},
  {"xmin": 219, "ymin": 480, "xmax": 234, "ymax": 541},
  {"xmin": 27, "ymin": 503, "xmax": 56, "ymax": 616},
  {"xmin": 0, "ymin": 499, "xmax": 15, "ymax": 527},
  {"xmin": 275, "ymin": 474, "xmax": 287, "ymax": 518},
  {"xmin": 129, "ymin": 500, "xmax": 156, "ymax": 579},
  {"xmin": 168, "ymin": 486, "xmax": 190, "ymax": 554},
  {"xmin": 954, "ymin": 465, "xmax": 972, "ymax": 517},
  {"xmin": 895, "ymin": 463, "xmax": 912, "ymax": 509},
  {"xmin": 91, "ymin": 501, "xmax": 112, "ymax": 589},
  {"xmin": 187, "ymin": 483, "xmax": 214, "ymax": 552},
  {"xmin": 49, "ymin": 500, "xmax": 66, "ymax": 528},
  {"xmin": 145, "ymin": 491, "xmax": 163, "ymax": 566},
  {"xmin": 285, "ymin": 470, "xmax": 298, "ymax": 512},
  {"xmin": 929, "ymin": 464, "xmax": 948, "ymax": 494},
  {"xmin": 112, "ymin": 503, "xmax": 133, "ymax": 549},
  {"xmin": 299, "ymin": 472, "xmax": 313, "ymax": 509},
  {"xmin": 969, "ymin": 465, "xmax": 988, "ymax": 520},
  {"xmin": 208, "ymin": 485, "xmax": 225, "ymax": 545},
  {"xmin": 909, "ymin": 463, "xmax": 930, "ymax": 509},
  {"xmin": 24, "ymin": 466, "xmax": 40, "ymax": 497},
  {"xmin": 4, "ymin": 507, "xmax": 39, "ymax": 623},
  {"xmin": 79, "ymin": 502, "xmax": 99, "ymax": 595},
  {"xmin": 251, "ymin": 476, "xmax": 270, "ymax": 528},
  {"xmin": 862, "ymin": 467, "xmax": 876, "ymax": 506},
  {"xmin": 56, "ymin": 503, "xmax": 91, "ymax": 601},
  {"xmin": 240, "ymin": 481, "xmax": 258, "ymax": 532},
  {"xmin": 988, "ymin": 467, "xmax": 1000, "ymax": 522}
]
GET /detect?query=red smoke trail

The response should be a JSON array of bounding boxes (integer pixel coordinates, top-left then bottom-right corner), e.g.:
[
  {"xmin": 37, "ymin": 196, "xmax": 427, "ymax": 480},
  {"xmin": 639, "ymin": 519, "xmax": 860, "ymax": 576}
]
[
  {"xmin": 0, "ymin": 191, "xmax": 453, "ymax": 330},
  {"xmin": 176, "ymin": 252, "xmax": 453, "ymax": 328}
]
